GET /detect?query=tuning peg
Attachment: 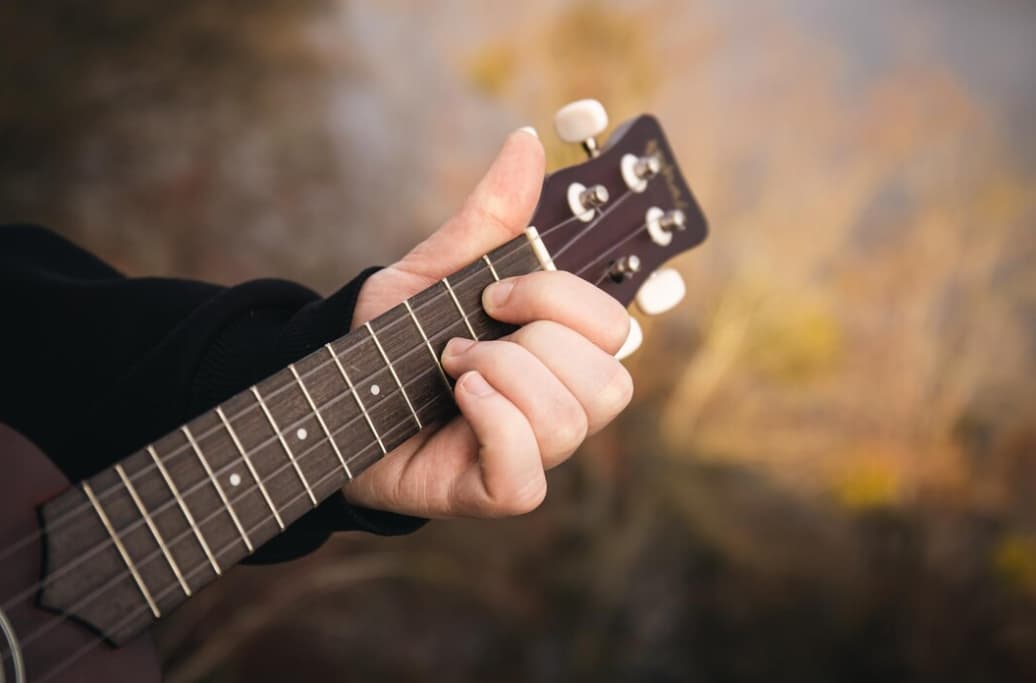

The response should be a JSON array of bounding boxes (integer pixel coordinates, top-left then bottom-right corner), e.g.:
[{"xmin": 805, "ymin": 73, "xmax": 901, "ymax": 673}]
[
  {"xmin": 635, "ymin": 268, "xmax": 686, "ymax": 315},
  {"xmin": 554, "ymin": 99, "xmax": 608, "ymax": 157},
  {"xmin": 567, "ymin": 182, "xmax": 610, "ymax": 221},
  {"xmin": 621, "ymin": 153, "xmax": 662, "ymax": 192},
  {"xmin": 645, "ymin": 207, "xmax": 687, "ymax": 246},
  {"xmin": 608, "ymin": 254, "xmax": 641, "ymax": 282},
  {"xmin": 615, "ymin": 317, "xmax": 643, "ymax": 361}
]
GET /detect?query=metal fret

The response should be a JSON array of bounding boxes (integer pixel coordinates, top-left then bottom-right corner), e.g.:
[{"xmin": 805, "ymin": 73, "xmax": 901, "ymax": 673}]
[
  {"xmin": 182, "ymin": 425, "xmax": 254, "ymax": 552},
  {"xmin": 216, "ymin": 406, "xmax": 285, "ymax": 529},
  {"xmin": 82, "ymin": 481, "xmax": 161, "ymax": 618},
  {"xmin": 114, "ymin": 464, "xmax": 191, "ymax": 597},
  {"xmin": 404, "ymin": 299, "xmax": 452, "ymax": 391},
  {"xmin": 442, "ymin": 276, "xmax": 479, "ymax": 339},
  {"xmin": 482, "ymin": 253, "xmax": 501, "ymax": 281},
  {"xmin": 326, "ymin": 343, "xmax": 386, "ymax": 454},
  {"xmin": 250, "ymin": 386, "xmax": 318, "ymax": 507},
  {"xmin": 366, "ymin": 322, "xmax": 422, "ymax": 429},
  {"xmin": 290, "ymin": 364, "xmax": 353, "ymax": 479},
  {"xmin": 147, "ymin": 445, "xmax": 221, "ymax": 575}
]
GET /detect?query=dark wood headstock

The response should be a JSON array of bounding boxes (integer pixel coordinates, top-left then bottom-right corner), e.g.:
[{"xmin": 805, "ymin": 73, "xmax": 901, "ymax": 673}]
[{"xmin": 530, "ymin": 113, "xmax": 708, "ymax": 308}]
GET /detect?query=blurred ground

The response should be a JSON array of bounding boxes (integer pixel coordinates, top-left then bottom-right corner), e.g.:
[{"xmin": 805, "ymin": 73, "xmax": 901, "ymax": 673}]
[{"xmin": 3, "ymin": 0, "xmax": 1036, "ymax": 681}]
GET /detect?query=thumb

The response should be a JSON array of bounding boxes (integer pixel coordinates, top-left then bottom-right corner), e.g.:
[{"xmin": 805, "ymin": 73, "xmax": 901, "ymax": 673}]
[{"xmin": 398, "ymin": 127, "xmax": 545, "ymax": 280}]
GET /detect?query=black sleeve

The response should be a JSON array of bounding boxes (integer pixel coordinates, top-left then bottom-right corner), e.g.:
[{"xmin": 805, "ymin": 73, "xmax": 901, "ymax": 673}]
[{"xmin": 0, "ymin": 224, "xmax": 425, "ymax": 563}]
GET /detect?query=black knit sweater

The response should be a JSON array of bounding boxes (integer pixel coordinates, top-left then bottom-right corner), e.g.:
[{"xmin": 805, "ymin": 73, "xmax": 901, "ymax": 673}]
[{"xmin": 0, "ymin": 224, "xmax": 424, "ymax": 563}]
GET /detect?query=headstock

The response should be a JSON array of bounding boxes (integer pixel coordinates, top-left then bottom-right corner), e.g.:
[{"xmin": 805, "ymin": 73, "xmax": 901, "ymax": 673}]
[{"xmin": 528, "ymin": 100, "xmax": 708, "ymax": 358}]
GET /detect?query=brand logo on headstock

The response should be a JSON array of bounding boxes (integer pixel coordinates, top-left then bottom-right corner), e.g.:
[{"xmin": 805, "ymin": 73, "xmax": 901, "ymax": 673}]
[{"xmin": 645, "ymin": 139, "xmax": 689, "ymax": 211}]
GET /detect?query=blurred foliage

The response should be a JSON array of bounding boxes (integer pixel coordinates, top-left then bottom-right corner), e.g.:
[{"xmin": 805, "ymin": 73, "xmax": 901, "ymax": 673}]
[
  {"xmin": 3, "ymin": 0, "xmax": 1036, "ymax": 681},
  {"xmin": 995, "ymin": 534, "xmax": 1036, "ymax": 597}
]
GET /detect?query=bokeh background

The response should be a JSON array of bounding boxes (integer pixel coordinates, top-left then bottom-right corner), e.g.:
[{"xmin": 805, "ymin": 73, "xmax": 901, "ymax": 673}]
[{"xmin": 4, "ymin": 0, "xmax": 1036, "ymax": 681}]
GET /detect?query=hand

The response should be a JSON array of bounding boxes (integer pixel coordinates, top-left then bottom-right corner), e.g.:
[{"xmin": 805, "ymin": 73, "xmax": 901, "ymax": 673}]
[{"xmin": 344, "ymin": 128, "xmax": 633, "ymax": 518}]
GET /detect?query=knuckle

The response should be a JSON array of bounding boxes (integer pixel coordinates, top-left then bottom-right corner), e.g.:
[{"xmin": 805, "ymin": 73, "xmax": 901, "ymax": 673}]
[
  {"xmin": 473, "ymin": 339, "xmax": 524, "ymax": 367},
  {"xmin": 514, "ymin": 319, "xmax": 557, "ymax": 344},
  {"xmin": 551, "ymin": 397, "xmax": 589, "ymax": 452},
  {"xmin": 497, "ymin": 338, "xmax": 531, "ymax": 363},
  {"xmin": 599, "ymin": 362, "xmax": 635, "ymax": 417}
]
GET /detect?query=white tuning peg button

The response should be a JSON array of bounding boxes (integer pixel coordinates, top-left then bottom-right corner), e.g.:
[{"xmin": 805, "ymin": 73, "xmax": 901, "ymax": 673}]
[
  {"xmin": 615, "ymin": 317, "xmax": 643, "ymax": 361},
  {"xmin": 635, "ymin": 268, "xmax": 686, "ymax": 316},
  {"xmin": 554, "ymin": 99, "xmax": 609, "ymax": 157}
]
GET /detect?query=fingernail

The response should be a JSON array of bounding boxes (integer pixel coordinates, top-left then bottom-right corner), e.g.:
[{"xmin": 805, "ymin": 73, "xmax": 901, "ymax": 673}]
[
  {"xmin": 517, "ymin": 125, "xmax": 538, "ymax": 138},
  {"xmin": 483, "ymin": 279, "xmax": 516, "ymax": 310},
  {"xmin": 462, "ymin": 371, "xmax": 495, "ymax": 397},
  {"xmin": 443, "ymin": 337, "xmax": 476, "ymax": 359}
]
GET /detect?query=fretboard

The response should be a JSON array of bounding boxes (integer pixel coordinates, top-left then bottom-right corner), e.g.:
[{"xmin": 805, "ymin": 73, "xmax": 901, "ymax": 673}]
[{"xmin": 38, "ymin": 237, "xmax": 542, "ymax": 644}]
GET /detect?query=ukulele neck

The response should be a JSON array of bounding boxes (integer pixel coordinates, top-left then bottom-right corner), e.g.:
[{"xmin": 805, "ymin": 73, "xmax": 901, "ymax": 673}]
[{"xmin": 37, "ymin": 235, "xmax": 543, "ymax": 645}]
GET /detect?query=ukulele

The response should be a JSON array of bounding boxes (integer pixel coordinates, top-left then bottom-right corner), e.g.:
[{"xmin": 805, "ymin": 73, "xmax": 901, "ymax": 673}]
[{"xmin": 0, "ymin": 100, "xmax": 708, "ymax": 682}]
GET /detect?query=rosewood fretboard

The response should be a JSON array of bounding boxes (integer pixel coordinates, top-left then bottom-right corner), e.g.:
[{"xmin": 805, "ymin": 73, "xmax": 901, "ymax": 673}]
[{"xmin": 38, "ymin": 237, "xmax": 542, "ymax": 645}]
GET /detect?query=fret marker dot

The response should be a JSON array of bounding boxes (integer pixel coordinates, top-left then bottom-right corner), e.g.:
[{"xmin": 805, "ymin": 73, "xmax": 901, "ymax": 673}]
[
  {"xmin": 370, "ymin": 384, "xmax": 381, "ymax": 396},
  {"xmin": 296, "ymin": 427, "xmax": 308, "ymax": 441},
  {"xmin": 229, "ymin": 473, "xmax": 242, "ymax": 487}
]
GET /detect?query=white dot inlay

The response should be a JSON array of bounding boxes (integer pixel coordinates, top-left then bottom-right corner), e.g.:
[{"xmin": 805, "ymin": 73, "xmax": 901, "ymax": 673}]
[
  {"xmin": 370, "ymin": 384, "xmax": 381, "ymax": 396},
  {"xmin": 229, "ymin": 473, "xmax": 242, "ymax": 487},
  {"xmin": 296, "ymin": 427, "xmax": 308, "ymax": 441}
]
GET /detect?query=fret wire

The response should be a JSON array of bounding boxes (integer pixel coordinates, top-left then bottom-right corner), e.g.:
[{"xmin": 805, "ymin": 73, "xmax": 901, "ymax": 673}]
[
  {"xmin": 250, "ymin": 386, "xmax": 318, "ymax": 507},
  {"xmin": 33, "ymin": 232, "xmax": 547, "ymax": 547},
  {"xmin": 28, "ymin": 390, "xmax": 437, "ymax": 677},
  {"xmin": 442, "ymin": 276, "xmax": 479, "ymax": 339},
  {"xmin": 325, "ymin": 343, "xmax": 387, "ymax": 454},
  {"xmin": 81, "ymin": 481, "xmax": 161, "ymax": 618},
  {"xmin": 58, "ymin": 393, "xmax": 447, "ymax": 668},
  {"xmin": 27, "ymin": 249, "xmax": 542, "ymax": 608},
  {"xmin": 482, "ymin": 253, "xmax": 501, "ymax": 281},
  {"xmin": 216, "ymin": 406, "xmax": 285, "ymax": 529},
  {"xmin": 365, "ymin": 321, "xmax": 423, "ymax": 429},
  {"xmin": 182, "ymin": 425, "xmax": 254, "ymax": 552},
  {"xmin": 147, "ymin": 446, "xmax": 221, "ymax": 575},
  {"xmin": 114, "ymin": 464, "xmax": 191, "ymax": 597},
  {"xmin": 12, "ymin": 248, "xmax": 549, "ymax": 649},
  {"xmin": 30, "ymin": 245, "xmax": 537, "ymax": 556},
  {"xmin": 290, "ymin": 364, "xmax": 353, "ymax": 479},
  {"xmin": 404, "ymin": 299, "xmax": 452, "ymax": 391}
]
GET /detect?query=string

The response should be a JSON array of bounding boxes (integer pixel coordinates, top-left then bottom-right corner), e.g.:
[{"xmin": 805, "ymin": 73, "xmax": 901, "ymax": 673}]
[
  {"xmin": 0, "ymin": 181, "xmax": 631, "ymax": 615},
  {"xmin": 547, "ymin": 188, "xmax": 637, "ymax": 263},
  {"xmin": 0, "ymin": 245, "xmax": 538, "ymax": 614},
  {"xmin": 581, "ymin": 219, "xmax": 652, "ymax": 283},
  {"xmin": 33, "ymin": 388, "xmax": 448, "ymax": 683},
  {"xmin": 5, "ymin": 174, "xmax": 658, "ymax": 677},
  {"xmin": 0, "ymin": 195, "xmax": 602, "ymax": 567},
  {"xmin": 10, "ymin": 372, "xmax": 452, "ymax": 673}
]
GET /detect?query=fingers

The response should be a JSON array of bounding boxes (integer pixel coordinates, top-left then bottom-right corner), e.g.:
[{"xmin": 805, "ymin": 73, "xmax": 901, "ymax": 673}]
[
  {"xmin": 399, "ymin": 128, "xmax": 545, "ymax": 280},
  {"xmin": 482, "ymin": 270, "xmax": 631, "ymax": 355},
  {"xmin": 506, "ymin": 320, "xmax": 633, "ymax": 435},
  {"xmin": 443, "ymin": 338, "xmax": 588, "ymax": 470},
  {"xmin": 451, "ymin": 371, "xmax": 546, "ymax": 517}
]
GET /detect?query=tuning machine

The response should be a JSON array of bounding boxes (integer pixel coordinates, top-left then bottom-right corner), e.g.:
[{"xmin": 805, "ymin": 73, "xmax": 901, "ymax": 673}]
[
  {"xmin": 609, "ymin": 254, "xmax": 641, "ymax": 282},
  {"xmin": 621, "ymin": 153, "xmax": 662, "ymax": 192},
  {"xmin": 554, "ymin": 99, "xmax": 608, "ymax": 158},
  {"xmin": 645, "ymin": 208, "xmax": 686, "ymax": 247},
  {"xmin": 567, "ymin": 182, "xmax": 609, "ymax": 221}
]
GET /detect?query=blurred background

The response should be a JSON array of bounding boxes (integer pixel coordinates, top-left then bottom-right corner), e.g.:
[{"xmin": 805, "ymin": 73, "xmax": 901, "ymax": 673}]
[{"xmin": 3, "ymin": 0, "xmax": 1036, "ymax": 680}]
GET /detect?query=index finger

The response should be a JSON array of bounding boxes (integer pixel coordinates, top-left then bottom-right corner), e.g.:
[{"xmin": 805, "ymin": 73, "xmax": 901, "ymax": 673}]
[{"xmin": 481, "ymin": 270, "xmax": 631, "ymax": 355}]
